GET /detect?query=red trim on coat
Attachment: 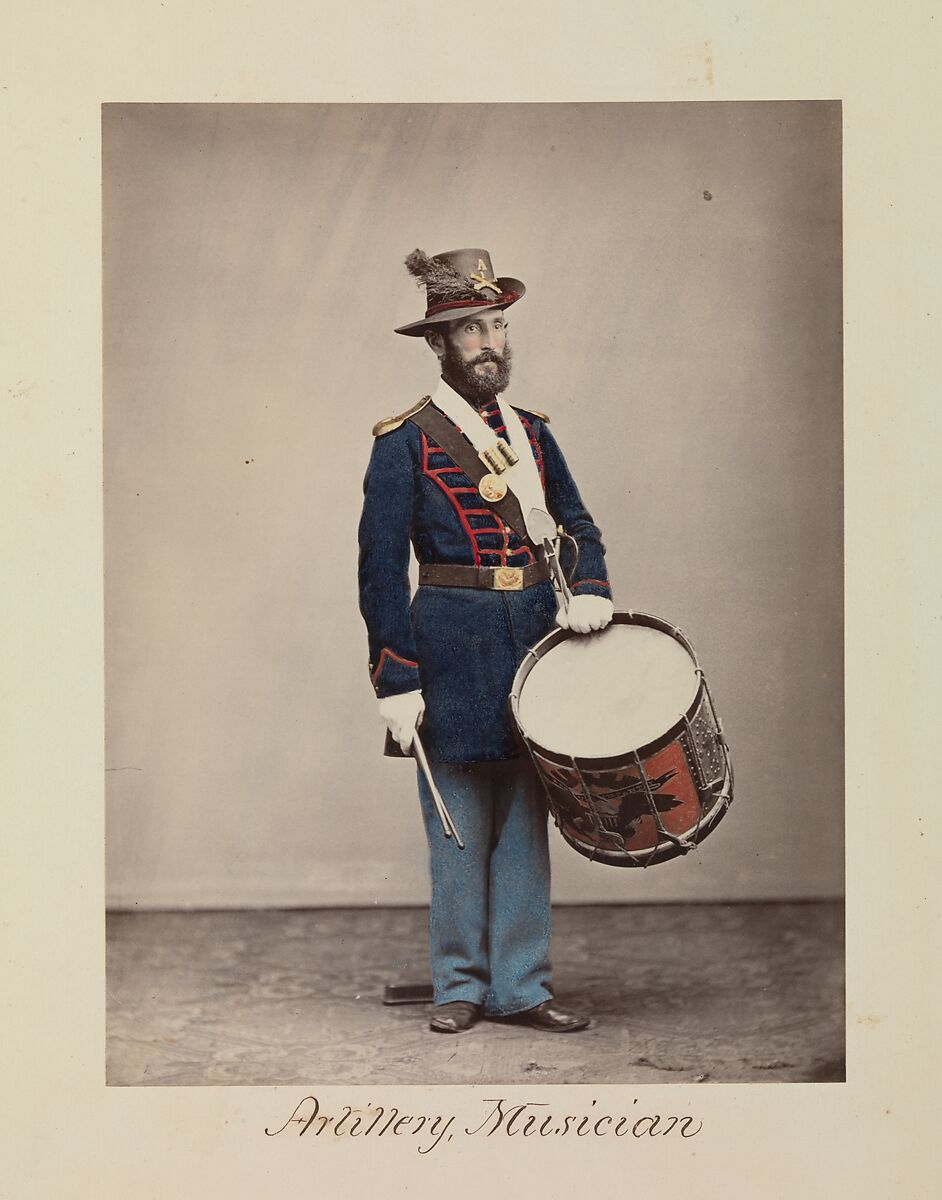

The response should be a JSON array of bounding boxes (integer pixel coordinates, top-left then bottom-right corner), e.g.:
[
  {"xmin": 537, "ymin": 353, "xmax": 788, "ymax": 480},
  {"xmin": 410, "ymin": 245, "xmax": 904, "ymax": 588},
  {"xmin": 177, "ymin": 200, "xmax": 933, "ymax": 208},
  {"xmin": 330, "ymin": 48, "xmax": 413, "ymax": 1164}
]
[
  {"xmin": 421, "ymin": 432, "xmax": 538, "ymax": 569},
  {"xmin": 517, "ymin": 414, "xmax": 545, "ymax": 486},
  {"xmin": 370, "ymin": 646, "xmax": 419, "ymax": 686},
  {"xmin": 422, "ymin": 432, "xmax": 483, "ymax": 566},
  {"xmin": 572, "ymin": 578, "xmax": 611, "ymax": 591}
]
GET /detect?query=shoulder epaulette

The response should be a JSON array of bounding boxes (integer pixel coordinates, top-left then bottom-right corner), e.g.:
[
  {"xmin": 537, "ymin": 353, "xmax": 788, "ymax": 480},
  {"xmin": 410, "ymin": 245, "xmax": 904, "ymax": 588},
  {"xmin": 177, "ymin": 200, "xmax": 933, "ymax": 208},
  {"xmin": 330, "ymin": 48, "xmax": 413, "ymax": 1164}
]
[
  {"xmin": 372, "ymin": 395, "xmax": 432, "ymax": 437},
  {"xmin": 512, "ymin": 404, "xmax": 550, "ymax": 423}
]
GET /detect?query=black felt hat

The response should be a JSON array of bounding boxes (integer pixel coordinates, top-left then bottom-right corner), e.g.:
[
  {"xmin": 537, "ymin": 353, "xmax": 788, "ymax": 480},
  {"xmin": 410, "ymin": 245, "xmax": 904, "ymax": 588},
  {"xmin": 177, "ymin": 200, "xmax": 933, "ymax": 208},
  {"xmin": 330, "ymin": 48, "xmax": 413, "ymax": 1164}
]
[{"xmin": 394, "ymin": 247, "xmax": 526, "ymax": 336}]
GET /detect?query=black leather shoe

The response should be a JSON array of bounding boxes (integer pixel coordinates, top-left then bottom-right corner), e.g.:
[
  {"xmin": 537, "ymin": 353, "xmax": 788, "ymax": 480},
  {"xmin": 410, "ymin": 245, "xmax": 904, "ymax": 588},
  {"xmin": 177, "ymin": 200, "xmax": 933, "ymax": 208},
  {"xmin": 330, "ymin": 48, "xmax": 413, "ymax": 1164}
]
[
  {"xmin": 429, "ymin": 1001, "xmax": 482, "ymax": 1033},
  {"xmin": 503, "ymin": 1000, "xmax": 591, "ymax": 1032}
]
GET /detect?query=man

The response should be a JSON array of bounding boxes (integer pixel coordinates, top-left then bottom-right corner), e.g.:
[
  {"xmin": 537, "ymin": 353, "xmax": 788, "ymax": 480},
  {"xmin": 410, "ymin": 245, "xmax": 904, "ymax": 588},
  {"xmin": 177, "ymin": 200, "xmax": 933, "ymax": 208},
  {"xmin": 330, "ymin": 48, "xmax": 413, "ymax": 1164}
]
[{"xmin": 358, "ymin": 248, "xmax": 614, "ymax": 1034}]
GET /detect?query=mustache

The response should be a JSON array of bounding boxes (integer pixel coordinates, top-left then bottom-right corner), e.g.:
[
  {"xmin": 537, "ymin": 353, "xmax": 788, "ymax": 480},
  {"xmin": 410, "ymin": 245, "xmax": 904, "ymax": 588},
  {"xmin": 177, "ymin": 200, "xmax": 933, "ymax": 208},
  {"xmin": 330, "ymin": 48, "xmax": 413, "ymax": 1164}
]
[
  {"xmin": 471, "ymin": 345, "xmax": 511, "ymax": 365},
  {"xmin": 441, "ymin": 337, "xmax": 513, "ymax": 403}
]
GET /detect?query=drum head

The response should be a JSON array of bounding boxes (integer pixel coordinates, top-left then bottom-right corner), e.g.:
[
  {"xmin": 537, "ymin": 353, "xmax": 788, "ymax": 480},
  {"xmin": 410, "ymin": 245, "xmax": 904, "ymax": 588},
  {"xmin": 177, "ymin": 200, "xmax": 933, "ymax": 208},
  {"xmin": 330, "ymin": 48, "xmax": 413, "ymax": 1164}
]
[{"xmin": 516, "ymin": 622, "xmax": 700, "ymax": 759}]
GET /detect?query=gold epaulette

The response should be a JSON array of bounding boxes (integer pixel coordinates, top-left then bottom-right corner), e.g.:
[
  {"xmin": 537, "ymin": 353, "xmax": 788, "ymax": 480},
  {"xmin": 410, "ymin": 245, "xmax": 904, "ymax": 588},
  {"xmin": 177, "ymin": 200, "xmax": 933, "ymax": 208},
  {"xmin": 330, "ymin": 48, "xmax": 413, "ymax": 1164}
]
[
  {"xmin": 372, "ymin": 395, "xmax": 432, "ymax": 437},
  {"xmin": 512, "ymin": 404, "xmax": 550, "ymax": 423}
]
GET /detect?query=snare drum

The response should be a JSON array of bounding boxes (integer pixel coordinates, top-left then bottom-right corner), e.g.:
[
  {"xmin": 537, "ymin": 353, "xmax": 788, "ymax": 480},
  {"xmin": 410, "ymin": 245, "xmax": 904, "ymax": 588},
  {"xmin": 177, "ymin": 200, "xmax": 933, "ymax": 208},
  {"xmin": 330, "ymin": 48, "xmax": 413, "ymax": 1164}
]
[{"xmin": 509, "ymin": 612, "xmax": 733, "ymax": 867}]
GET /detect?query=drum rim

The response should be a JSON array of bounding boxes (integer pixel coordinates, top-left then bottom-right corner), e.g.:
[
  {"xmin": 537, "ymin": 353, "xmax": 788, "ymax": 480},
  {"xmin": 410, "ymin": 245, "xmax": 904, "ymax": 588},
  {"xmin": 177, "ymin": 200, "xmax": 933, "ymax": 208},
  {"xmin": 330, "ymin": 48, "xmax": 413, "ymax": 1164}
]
[{"xmin": 509, "ymin": 610, "xmax": 705, "ymax": 767}]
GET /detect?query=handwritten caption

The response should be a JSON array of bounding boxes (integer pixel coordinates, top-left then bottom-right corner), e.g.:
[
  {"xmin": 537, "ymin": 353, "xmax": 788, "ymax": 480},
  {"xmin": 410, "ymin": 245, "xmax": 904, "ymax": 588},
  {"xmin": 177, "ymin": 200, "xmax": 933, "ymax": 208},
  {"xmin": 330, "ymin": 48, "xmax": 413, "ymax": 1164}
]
[{"xmin": 266, "ymin": 1095, "xmax": 703, "ymax": 1155}]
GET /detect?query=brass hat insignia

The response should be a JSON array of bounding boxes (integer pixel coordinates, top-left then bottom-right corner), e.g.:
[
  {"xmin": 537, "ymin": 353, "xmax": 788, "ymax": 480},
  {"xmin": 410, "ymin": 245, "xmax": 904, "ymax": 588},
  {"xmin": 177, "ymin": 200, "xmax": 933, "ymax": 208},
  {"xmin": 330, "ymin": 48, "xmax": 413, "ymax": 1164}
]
[{"xmin": 469, "ymin": 259, "xmax": 501, "ymax": 297}]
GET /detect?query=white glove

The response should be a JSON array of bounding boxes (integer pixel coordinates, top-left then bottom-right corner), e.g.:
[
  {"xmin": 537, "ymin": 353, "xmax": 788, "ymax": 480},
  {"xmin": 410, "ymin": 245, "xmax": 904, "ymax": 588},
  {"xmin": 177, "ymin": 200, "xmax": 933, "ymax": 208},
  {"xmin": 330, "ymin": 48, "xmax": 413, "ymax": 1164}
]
[
  {"xmin": 378, "ymin": 689, "xmax": 426, "ymax": 752},
  {"xmin": 556, "ymin": 594, "xmax": 614, "ymax": 635}
]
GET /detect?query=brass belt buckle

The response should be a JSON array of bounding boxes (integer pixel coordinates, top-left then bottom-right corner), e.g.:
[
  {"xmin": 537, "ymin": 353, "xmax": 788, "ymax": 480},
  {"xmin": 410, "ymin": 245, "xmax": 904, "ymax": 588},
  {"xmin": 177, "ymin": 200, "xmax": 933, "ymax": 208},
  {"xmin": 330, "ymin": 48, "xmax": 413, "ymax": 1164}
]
[{"xmin": 493, "ymin": 566, "xmax": 524, "ymax": 591}]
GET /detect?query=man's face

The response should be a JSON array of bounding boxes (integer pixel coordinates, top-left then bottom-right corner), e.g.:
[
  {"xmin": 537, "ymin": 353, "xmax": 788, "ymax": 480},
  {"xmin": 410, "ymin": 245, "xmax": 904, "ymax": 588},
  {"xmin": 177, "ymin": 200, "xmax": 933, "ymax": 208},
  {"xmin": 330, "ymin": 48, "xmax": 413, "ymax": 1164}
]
[{"xmin": 430, "ymin": 308, "xmax": 513, "ymax": 401}]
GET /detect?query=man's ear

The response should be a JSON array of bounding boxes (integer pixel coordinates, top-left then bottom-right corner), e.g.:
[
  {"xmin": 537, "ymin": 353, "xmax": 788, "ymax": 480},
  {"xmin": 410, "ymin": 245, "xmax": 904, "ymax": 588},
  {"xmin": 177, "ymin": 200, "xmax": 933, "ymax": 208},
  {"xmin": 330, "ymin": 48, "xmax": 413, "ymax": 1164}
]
[{"xmin": 424, "ymin": 328, "xmax": 445, "ymax": 358}]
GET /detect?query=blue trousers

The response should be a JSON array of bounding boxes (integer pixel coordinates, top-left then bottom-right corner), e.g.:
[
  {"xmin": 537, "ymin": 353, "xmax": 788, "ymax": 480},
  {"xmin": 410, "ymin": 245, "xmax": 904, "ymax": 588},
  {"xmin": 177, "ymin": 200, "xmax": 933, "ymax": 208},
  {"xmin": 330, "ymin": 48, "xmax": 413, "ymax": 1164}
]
[{"xmin": 416, "ymin": 758, "xmax": 553, "ymax": 1016}]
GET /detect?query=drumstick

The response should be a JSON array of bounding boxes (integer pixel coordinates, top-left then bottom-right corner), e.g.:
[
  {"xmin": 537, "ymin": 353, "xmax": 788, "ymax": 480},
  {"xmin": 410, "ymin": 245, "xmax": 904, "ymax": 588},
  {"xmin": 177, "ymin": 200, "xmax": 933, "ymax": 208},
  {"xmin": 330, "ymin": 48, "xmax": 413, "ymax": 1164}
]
[
  {"xmin": 542, "ymin": 536, "xmax": 574, "ymax": 613},
  {"xmin": 412, "ymin": 731, "xmax": 465, "ymax": 850}
]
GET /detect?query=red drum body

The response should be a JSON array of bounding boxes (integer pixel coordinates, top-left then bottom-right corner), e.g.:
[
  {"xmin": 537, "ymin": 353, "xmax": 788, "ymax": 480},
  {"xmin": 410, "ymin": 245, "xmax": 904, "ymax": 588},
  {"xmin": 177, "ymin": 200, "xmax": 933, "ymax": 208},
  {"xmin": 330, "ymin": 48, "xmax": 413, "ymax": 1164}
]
[{"xmin": 510, "ymin": 612, "xmax": 733, "ymax": 867}]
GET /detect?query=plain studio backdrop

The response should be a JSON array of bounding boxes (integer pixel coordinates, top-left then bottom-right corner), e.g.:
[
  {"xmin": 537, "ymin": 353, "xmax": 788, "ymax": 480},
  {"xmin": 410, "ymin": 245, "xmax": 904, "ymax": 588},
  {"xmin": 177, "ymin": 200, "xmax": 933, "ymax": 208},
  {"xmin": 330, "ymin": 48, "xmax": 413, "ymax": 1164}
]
[{"xmin": 104, "ymin": 102, "xmax": 842, "ymax": 909}]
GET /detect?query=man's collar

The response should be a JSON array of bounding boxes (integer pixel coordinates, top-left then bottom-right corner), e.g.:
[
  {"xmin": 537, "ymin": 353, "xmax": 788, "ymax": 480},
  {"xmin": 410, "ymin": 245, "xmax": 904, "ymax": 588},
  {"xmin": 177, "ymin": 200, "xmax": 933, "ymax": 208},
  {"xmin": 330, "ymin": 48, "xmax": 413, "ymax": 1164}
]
[{"xmin": 432, "ymin": 378, "xmax": 499, "ymax": 438}]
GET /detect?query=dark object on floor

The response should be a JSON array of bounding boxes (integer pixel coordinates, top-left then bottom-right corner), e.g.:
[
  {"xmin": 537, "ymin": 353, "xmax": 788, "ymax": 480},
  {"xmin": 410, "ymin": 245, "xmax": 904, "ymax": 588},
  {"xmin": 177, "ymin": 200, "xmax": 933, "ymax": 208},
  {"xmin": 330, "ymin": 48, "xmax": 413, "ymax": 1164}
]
[
  {"xmin": 383, "ymin": 982, "xmax": 434, "ymax": 1005},
  {"xmin": 429, "ymin": 1001, "xmax": 482, "ymax": 1033}
]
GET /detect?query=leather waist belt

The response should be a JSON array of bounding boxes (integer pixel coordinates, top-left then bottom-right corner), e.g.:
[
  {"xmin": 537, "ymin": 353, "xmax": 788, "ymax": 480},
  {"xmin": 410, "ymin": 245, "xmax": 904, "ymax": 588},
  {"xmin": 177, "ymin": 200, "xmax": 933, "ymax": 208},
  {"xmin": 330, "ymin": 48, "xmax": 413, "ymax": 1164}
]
[{"xmin": 418, "ymin": 561, "xmax": 550, "ymax": 592}]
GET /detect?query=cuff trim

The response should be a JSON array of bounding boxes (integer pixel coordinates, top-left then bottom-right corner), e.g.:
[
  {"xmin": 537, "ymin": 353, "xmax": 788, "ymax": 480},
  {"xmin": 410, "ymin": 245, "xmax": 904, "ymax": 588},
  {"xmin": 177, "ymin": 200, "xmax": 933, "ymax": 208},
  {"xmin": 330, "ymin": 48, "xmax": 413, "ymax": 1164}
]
[
  {"xmin": 370, "ymin": 646, "xmax": 419, "ymax": 686},
  {"xmin": 572, "ymin": 578, "xmax": 611, "ymax": 591}
]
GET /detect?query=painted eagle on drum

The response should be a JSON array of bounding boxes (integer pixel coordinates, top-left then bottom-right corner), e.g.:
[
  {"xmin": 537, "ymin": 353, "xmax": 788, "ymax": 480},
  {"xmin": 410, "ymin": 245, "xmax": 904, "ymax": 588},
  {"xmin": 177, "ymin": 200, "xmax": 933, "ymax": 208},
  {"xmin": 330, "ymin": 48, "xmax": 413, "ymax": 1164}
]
[
  {"xmin": 537, "ymin": 756, "xmax": 683, "ymax": 848},
  {"xmin": 587, "ymin": 768, "xmax": 682, "ymax": 839}
]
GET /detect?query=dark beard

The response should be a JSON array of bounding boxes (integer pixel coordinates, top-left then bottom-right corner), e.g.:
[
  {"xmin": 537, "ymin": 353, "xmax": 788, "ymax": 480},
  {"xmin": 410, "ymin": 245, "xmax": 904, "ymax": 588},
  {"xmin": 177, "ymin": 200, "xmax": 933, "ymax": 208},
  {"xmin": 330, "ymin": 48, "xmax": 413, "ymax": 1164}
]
[{"xmin": 441, "ymin": 339, "xmax": 513, "ymax": 406}]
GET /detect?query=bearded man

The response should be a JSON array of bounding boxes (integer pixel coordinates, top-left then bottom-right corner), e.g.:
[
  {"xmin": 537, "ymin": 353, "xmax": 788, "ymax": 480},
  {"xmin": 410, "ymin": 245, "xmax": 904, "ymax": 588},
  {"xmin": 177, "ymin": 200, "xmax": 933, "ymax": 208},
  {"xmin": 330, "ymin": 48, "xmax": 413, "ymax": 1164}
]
[{"xmin": 358, "ymin": 248, "xmax": 614, "ymax": 1034}]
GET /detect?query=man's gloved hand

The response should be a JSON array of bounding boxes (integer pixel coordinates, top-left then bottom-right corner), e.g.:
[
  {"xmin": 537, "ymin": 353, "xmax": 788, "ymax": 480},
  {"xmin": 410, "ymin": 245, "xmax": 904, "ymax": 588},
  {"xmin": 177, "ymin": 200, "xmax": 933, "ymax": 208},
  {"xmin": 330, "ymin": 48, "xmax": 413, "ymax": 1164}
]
[
  {"xmin": 556, "ymin": 594, "xmax": 614, "ymax": 635},
  {"xmin": 378, "ymin": 689, "xmax": 426, "ymax": 752}
]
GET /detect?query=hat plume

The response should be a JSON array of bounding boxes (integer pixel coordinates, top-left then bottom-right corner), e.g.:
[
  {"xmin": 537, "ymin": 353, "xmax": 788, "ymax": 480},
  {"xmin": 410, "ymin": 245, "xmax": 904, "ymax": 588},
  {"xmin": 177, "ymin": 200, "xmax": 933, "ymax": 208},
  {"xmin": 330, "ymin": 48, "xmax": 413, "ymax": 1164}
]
[{"xmin": 404, "ymin": 249, "xmax": 478, "ymax": 305}]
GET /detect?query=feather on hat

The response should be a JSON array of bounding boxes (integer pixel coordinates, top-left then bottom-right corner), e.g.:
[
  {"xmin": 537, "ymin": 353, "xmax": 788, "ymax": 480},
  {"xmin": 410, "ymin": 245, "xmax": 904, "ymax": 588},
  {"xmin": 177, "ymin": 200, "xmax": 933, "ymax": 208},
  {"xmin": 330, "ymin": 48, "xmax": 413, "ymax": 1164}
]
[{"xmin": 394, "ymin": 247, "xmax": 525, "ymax": 336}]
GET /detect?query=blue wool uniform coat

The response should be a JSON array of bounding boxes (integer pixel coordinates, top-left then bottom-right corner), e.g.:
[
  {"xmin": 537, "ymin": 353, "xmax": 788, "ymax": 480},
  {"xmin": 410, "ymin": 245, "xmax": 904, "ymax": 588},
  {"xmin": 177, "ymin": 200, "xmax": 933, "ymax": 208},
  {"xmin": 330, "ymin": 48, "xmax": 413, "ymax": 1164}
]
[{"xmin": 358, "ymin": 393, "xmax": 611, "ymax": 763}]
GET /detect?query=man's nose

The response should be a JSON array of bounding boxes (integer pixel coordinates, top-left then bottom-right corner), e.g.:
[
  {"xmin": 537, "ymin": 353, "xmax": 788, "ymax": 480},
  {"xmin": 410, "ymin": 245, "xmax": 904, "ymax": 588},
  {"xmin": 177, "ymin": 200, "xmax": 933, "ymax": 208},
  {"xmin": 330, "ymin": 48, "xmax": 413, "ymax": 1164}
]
[{"xmin": 478, "ymin": 326, "xmax": 494, "ymax": 348}]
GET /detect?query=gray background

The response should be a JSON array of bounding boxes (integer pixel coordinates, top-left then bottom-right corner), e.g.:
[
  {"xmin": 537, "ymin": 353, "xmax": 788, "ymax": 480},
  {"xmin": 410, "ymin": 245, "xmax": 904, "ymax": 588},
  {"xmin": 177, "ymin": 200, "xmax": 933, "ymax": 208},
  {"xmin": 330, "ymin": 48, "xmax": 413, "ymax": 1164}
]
[{"xmin": 104, "ymin": 102, "xmax": 842, "ymax": 908}]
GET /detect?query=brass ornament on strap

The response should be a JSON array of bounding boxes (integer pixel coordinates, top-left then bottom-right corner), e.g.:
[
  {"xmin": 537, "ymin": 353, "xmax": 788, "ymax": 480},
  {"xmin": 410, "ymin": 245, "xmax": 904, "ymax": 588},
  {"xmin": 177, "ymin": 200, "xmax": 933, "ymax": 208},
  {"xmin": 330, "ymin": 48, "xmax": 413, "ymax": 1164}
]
[
  {"xmin": 478, "ymin": 438, "xmax": 519, "ymax": 474},
  {"xmin": 497, "ymin": 440, "xmax": 519, "ymax": 468},
  {"xmin": 479, "ymin": 473, "xmax": 508, "ymax": 502},
  {"xmin": 477, "ymin": 439, "xmax": 518, "ymax": 501}
]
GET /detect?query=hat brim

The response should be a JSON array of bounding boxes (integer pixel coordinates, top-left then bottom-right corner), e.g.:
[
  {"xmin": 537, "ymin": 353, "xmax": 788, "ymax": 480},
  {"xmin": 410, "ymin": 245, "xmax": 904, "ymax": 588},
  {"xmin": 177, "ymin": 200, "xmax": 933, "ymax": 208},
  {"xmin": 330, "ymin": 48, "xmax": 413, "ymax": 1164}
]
[{"xmin": 394, "ymin": 277, "xmax": 525, "ymax": 336}]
